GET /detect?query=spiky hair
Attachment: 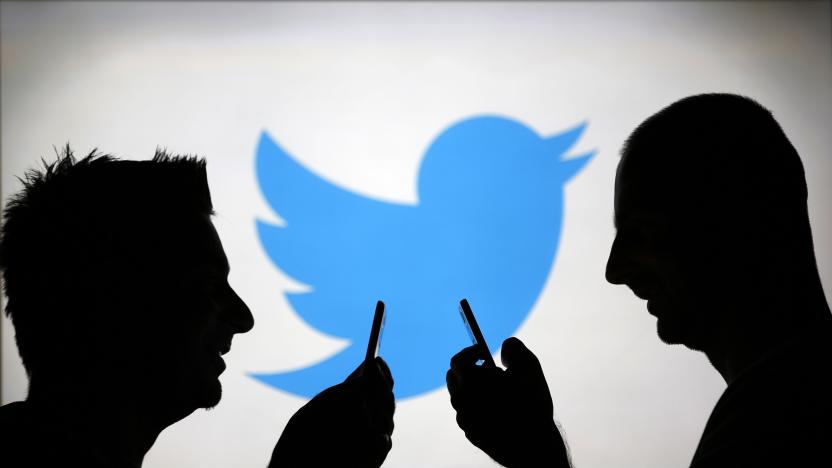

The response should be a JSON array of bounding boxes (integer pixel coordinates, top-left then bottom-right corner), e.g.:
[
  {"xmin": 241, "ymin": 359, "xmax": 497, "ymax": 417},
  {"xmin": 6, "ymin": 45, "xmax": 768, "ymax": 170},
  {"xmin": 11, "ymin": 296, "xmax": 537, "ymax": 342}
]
[{"xmin": 0, "ymin": 145, "xmax": 212, "ymax": 377}]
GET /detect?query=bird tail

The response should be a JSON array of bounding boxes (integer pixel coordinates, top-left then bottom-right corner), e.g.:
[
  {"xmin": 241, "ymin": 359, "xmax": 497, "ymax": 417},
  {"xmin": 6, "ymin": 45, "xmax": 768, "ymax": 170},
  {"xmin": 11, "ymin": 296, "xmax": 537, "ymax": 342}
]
[
  {"xmin": 545, "ymin": 121, "xmax": 595, "ymax": 181},
  {"xmin": 560, "ymin": 150, "xmax": 595, "ymax": 181}
]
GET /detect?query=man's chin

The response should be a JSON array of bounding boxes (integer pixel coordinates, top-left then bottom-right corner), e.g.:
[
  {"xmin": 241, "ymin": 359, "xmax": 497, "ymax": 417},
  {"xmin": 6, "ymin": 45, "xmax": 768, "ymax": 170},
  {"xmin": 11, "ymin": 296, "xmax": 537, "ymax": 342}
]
[
  {"xmin": 656, "ymin": 316, "xmax": 705, "ymax": 351},
  {"xmin": 197, "ymin": 379, "xmax": 223, "ymax": 410},
  {"xmin": 656, "ymin": 320, "xmax": 684, "ymax": 345}
]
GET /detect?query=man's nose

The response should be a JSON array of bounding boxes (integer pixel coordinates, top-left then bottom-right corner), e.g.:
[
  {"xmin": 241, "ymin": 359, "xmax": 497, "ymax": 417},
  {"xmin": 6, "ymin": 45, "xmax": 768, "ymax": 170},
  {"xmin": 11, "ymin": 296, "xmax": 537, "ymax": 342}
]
[
  {"xmin": 605, "ymin": 234, "xmax": 629, "ymax": 285},
  {"xmin": 227, "ymin": 287, "xmax": 255, "ymax": 334}
]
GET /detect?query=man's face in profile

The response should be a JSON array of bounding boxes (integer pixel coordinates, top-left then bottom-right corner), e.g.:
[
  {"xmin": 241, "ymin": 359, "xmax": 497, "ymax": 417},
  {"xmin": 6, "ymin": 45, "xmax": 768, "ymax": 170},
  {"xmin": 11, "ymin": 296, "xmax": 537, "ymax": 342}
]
[
  {"xmin": 144, "ymin": 216, "xmax": 254, "ymax": 411},
  {"xmin": 605, "ymin": 153, "xmax": 712, "ymax": 349}
]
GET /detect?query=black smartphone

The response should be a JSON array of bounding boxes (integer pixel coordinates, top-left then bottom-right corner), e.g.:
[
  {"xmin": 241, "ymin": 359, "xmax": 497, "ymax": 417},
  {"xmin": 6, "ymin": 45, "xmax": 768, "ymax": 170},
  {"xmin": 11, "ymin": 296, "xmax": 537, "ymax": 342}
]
[
  {"xmin": 459, "ymin": 298, "xmax": 496, "ymax": 367},
  {"xmin": 365, "ymin": 300, "xmax": 386, "ymax": 362}
]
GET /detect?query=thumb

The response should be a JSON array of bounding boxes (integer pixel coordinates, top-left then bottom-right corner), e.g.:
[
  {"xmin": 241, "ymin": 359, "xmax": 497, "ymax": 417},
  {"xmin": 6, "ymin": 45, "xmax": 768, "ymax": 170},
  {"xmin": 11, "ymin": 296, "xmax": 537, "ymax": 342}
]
[
  {"xmin": 501, "ymin": 337, "xmax": 553, "ymax": 413},
  {"xmin": 500, "ymin": 337, "xmax": 540, "ymax": 371}
]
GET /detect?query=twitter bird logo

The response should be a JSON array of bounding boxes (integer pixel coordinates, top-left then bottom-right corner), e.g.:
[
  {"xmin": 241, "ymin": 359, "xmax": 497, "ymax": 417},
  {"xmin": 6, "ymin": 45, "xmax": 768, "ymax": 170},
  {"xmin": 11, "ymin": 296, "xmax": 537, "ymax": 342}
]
[{"xmin": 252, "ymin": 115, "xmax": 593, "ymax": 399}]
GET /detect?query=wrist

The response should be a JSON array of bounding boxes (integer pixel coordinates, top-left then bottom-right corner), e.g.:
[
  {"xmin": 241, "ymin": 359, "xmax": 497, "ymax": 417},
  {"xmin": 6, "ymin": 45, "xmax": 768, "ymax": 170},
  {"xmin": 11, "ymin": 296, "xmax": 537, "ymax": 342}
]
[{"xmin": 511, "ymin": 420, "xmax": 570, "ymax": 468}]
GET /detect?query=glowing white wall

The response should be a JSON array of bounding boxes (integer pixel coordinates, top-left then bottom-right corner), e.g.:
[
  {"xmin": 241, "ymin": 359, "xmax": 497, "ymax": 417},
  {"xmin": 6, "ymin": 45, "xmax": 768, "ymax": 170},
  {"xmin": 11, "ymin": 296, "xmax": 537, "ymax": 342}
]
[{"xmin": 2, "ymin": 2, "xmax": 830, "ymax": 467}]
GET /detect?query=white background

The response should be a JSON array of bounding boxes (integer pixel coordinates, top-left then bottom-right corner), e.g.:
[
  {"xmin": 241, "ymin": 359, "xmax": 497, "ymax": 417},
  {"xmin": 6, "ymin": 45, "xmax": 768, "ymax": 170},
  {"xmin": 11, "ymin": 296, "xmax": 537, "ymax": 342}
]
[{"xmin": 2, "ymin": 2, "xmax": 831, "ymax": 467}]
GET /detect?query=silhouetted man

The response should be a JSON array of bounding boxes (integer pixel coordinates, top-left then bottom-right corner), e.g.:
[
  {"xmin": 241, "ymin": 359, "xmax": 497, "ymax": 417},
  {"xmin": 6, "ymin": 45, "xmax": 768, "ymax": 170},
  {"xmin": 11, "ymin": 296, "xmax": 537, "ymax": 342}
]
[
  {"xmin": 0, "ymin": 150, "xmax": 394, "ymax": 467},
  {"xmin": 447, "ymin": 94, "xmax": 832, "ymax": 467}
]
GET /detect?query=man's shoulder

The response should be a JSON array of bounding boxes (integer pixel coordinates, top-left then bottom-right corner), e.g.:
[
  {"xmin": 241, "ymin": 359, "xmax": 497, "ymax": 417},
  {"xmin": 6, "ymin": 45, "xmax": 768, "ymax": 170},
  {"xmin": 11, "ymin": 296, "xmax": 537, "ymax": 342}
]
[
  {"xmin": 691, "ymin": 331, "xmax": 832, "ymax": 467},
  {"xmin": 0, "ymin": 400, "xmax": 33, "ymax": 432},
  {"xmin": 0, "ymin": 400, "xmax": 28, "ymax": 415},
  {"xmin": 0, "ymin": 401, "xmax": 41, "ymax": 467},
  {"xmin": 0, "ymin": 401, "xmax": 113, "ymax": 467}
]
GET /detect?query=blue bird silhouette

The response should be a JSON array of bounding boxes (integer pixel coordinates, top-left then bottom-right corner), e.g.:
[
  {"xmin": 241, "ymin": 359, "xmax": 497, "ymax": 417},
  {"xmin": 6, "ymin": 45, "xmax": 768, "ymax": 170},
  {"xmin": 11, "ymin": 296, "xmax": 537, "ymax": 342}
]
[{"xmin": 251, "ymin": 115, "xmax": 593, "ymax": 399}]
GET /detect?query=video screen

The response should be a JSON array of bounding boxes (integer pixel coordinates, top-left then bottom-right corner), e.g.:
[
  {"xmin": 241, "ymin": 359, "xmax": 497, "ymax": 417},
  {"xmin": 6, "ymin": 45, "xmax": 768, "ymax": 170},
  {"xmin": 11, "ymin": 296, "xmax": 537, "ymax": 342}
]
[{"xmin": 2, "ymin": 2, "xmax": 830, "ymax": 467}]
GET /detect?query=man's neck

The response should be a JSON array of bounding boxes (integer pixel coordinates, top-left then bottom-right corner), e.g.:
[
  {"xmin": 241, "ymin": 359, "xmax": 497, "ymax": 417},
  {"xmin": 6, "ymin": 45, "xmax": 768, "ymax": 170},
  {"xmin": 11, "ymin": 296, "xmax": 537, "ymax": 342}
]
[
  {"xmin": 705, "ymin": 326, "xmax": 788, "ymax": 384},
  {"xmin": 705, "ymin": 290, "xmax": 832, "ymax": 384}
]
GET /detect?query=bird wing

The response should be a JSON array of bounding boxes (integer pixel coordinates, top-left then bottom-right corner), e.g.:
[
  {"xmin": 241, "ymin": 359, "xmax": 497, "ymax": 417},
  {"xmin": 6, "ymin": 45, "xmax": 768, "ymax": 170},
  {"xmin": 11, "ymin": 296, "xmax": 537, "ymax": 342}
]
[{"xmin": 255, "ymin": 130, "xmax": 413, "ymax": 338}]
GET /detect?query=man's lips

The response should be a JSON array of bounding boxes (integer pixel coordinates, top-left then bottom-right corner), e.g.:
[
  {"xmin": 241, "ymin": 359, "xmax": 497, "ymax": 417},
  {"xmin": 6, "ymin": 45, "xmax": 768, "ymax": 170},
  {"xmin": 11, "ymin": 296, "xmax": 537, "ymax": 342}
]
[
  {"xmin": 206, "ymin": 339, "xmax": 232, "ymax": 374},
  {"xmin": 628, "ymin": 283, "xmax": 663, "ymax": 317},
  {"xmin": 217, "ymin": 337, "xmax": 233, "ymax": 356},
  {"xmin": 207, "ymin": 353, "xmax": 226, "ymax": 375},
  {"xmin": 208, "ymin": 349, "xmax": 227, "ymax": 374},
  {"xmin": 629, "ymin": 284, "xmax": 653, "ymax": 301}
]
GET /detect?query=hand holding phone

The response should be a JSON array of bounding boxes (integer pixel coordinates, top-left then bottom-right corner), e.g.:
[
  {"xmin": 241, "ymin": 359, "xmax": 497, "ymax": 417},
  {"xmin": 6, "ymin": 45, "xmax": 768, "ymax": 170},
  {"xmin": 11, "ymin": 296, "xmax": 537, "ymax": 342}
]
[{"xmin": 273, "ymin": 301, "xmax": 394, "ymax": 468}]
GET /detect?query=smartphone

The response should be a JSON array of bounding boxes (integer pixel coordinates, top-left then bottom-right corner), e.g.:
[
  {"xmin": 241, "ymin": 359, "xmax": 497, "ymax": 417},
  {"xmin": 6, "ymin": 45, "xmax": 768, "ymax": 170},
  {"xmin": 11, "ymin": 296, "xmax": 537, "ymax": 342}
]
[
  {"xmin": 459, "ymin": 298, "xmax": 496, "ymax": 367},
  {"xmin": 365, "ymin": 300, "xmax": 386, "ymax": 362}
]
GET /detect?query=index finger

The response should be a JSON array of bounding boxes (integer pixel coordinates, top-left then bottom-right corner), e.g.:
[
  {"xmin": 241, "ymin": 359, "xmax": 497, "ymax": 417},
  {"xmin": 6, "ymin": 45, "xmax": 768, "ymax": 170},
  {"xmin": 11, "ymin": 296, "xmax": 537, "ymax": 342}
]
[{"xmin": 450, "ymin": 344, "xmax": 485, "ymax": 370}]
